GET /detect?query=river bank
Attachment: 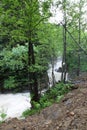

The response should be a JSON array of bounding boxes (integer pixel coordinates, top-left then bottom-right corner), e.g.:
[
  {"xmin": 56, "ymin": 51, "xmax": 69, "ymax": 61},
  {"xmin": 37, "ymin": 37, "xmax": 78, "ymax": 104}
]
[
  {"xmin": 0, "ymin": 73, "xmax": 87, "ymax": 130},
  {"xmin": 0, "ymin": 93, "xmax": 31, "ymax": 121},
  {"xmin": 0, "ymin": 58, "xmax": 64, "ymax": 120}
]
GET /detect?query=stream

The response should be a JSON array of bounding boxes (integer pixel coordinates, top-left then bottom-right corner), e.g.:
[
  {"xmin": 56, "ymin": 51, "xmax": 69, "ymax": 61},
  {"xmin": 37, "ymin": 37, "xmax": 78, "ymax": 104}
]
[
  {"xmin": 0, "ymin": 58, "xmax": 68, "ymax": 121},
  {"xmin": 0, "ymin": 93, "xmax": 31, "ymax": 121},
  {"xmin": 48, "ymin": 57, "xmax": 68, "ymax": 86}
]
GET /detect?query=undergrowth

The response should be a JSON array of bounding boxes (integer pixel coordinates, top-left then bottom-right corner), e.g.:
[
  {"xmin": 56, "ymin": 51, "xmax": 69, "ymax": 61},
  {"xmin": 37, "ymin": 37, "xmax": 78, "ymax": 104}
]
[
  {"xmin": 22, "ymin": 82, "xmax": 72, "ymax": 117},
  {"xmin": 0, "ymin": 111, "xmax": 7, "ymax": 123}
]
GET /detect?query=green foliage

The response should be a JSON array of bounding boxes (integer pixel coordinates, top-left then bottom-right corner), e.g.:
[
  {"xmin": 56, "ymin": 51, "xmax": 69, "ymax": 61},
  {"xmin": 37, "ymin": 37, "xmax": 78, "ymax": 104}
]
[
  {"xmin": 0, "ymin": 44, "xmax": 28, "ymax": 91},
  {"xmin": 41, "ymin": 0, "xmax": 52, "ymax": 17},
  {"xmin": 4, "ymin": 76, "xmax": 17, "ymax": 89},
  {"xmin": 67, "ymin": 51, "xmax": 87, "ymax": 73},
  {"xmin": 0, "ymin": 44, "xmax": 28, "ymax": 70},
  {"xmin": 80, "ymin": 54, "xmax": 87, "ymax": 72},
  {"xmin": 0, "ymin": 0, "xmax": 59, "ymax": 94},
  {"xmin": 22, "ymin": 109, "xmax": 37, "ymax": 117},
  {"xmin": 0, "ymin": 109, "xmax": 7, "ymax": 122},
  {"xmin": 81, "ymin": 64, "xmax": 87, "ymax": 72},
  {"xmin": 56, "ymin": 95, "xmax": 64, "ymax": 103},
  {"xmin": 32, "ymin": 101, "xmax": 41, "ymax": 110},
  {"xmin": 0, "ymin": 22, "xmax": 63, "ymax": 92},
  {"xmin": 0, "ymin": 0, "xmax": 87, "ymax": 106},
  {"xmin": 38, "ymin": 24, "xmax": 63, "ymax": 63},
  {"xmin": 22, "ymin": 83, "xmax": 72, "ymax": 117},
  {"xmin": 0, "ymin": 113, "xmax": 7, "ymax": 120}
]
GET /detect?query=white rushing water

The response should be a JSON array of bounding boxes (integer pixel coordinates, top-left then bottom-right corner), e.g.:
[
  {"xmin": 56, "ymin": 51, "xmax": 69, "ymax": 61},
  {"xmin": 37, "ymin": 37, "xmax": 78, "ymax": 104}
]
[
  {"xmin": 48, "ymin": 58, "xmax": 68, "ymax": 86},
  {"xmin": 48, "ymin": 58, "xmax": 64, "ymax": 85},
  {"xmin": 0, "ymin": 93, "xmax": 31, "ymax": 121},
  {"xmin": 0, "ymin": 58, "xmax": 68, "ymax": 121}
]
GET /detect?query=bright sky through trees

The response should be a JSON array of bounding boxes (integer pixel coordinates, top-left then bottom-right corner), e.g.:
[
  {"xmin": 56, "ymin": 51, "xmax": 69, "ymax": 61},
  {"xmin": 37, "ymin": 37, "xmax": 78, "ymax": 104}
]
[{"xmin": 49, "ymin": 0, "xmax": 87, "ymax": 24}]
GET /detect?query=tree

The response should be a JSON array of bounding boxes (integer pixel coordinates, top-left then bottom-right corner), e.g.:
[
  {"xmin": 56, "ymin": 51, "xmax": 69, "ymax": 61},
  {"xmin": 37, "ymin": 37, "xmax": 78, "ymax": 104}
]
[
  {"xmin": 38, "ymin": 23, "xmax": 62, "ymax": 86},
  {"xmin": 58, "ymin": 0, "xmax": 87, "ymax": 77},
  {"xmin": 66, "ymin": 0, "xmax": 87, "ymax": 75},
  {"xmin": 77, "ymin": 0, "xmax": 83, "ymax": 76},
  {"xmin": 0, "ymin": 0, "xmax": 52, "ymax": 103},
  {"xmin": 0, "ymin": 44, "xmax": 28, "ymax": 92},
  {"xmin": 61, "ymin": 0, "xmax": 67, "ymax": 83}
]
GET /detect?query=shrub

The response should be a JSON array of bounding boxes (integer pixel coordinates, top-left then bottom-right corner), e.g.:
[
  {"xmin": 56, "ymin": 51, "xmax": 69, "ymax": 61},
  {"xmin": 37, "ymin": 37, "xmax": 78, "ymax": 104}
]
[
  {"xmin": 22, "ymin": 82, "xmax": 72, "ymax": 117},
  {"xmin": 22, "ymin": 109, "xmax": 37, "ymax": 117}
]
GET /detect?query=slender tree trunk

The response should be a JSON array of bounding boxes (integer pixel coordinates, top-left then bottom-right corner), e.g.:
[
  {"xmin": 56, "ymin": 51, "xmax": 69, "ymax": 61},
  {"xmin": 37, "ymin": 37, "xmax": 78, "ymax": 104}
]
[
  {"xmin": 61, "ymin": 25, "xmax": 67, "ymax": 83},
  {"xmin": 0, "ymin": 76, "xmax": 4, "ymax": 93},
  {"xmin": 28, "ymin": 31, "xmax": 39, "ymax": 103},
  {"xmin": 61, "ymin": 29, "xmax": 64, "ymax": 81},
  {"xmin": 63, "ymin": 23, "xmax": 67, "ymax": 82},
  {"xmin": 77, "ymin": 53, "xmax": 80, "ymax": 76},
  {"xmin": 61, "ymin": 60, "xmax": 64, "ymax": 81},
  {"xmin": 77, "ymin": 1, "xmax": 81, "ymax": 76},
  {"xmin": 51, "ymin": 59, "xmax": 55, "ymax": 86},
  {"xmin": 61, "ymin": 0, "xmax": 67, "ymax": 83}
]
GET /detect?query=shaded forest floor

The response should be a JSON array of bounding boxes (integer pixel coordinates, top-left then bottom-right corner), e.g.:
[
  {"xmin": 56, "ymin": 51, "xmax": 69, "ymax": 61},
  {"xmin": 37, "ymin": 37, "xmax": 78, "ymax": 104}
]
[{"xmin": 0, "ymin": 73, "xmax": 87, "ymax": 130}]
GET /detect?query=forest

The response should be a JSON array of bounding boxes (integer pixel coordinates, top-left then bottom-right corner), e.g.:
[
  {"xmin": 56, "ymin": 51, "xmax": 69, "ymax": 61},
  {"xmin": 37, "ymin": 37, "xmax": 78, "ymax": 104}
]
[{"xmin": 0, "ymin": 0, "xmax": 87, "ymax": 115}]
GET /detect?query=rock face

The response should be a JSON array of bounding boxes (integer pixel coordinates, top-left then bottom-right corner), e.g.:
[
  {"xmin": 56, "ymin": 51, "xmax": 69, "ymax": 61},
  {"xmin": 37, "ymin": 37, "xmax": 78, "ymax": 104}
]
[{"xmin": 0, "ymin": 73, "xmax": 87, "ymax": 130}]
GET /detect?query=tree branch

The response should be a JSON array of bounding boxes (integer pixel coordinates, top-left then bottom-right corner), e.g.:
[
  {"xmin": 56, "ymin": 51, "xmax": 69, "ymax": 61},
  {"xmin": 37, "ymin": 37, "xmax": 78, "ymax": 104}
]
[{"xmin": 33, "ymin": 16, "xmax": 49, "ymax": 30}]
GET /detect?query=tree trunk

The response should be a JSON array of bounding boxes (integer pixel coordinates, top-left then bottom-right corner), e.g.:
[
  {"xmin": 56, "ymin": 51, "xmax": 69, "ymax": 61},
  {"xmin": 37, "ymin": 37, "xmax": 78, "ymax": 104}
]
[
  {"xmin": 61, "ymin": 51, "xmax": 64, "ymax": 81},
  {"xmin": 77, "ymin": 1, "xmax": 81, "ymax": 76},
  {"xmin": 0, "ymin": 76, "xmax": 4, "ymax": 93},
  {"xmin": 28, "ymin": 31, "xmax": 39, "ymax": 104},
  {"xmin": 61, "ymin": 0, "xmax": 67, "ymax": 83},
  {"xmin": 51, "ymin": 60, "xmax": 55, "ymax": 86},
  {"xmin": 63, "ymin": 23, "xmax": 67, "ymax": 83}
]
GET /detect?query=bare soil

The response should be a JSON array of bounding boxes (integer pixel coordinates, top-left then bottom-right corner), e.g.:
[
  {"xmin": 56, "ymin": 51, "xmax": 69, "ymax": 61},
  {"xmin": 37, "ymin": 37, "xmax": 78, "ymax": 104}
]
[{"xmin": 0, "ymin": 73, "xmax": 87, "ymax": 130}]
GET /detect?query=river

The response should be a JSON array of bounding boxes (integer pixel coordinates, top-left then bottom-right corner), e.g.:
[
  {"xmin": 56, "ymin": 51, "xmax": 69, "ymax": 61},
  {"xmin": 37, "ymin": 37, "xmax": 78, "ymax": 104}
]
[
  {"xmin": 0, "ymin": 93, "xmax": 31, "ymax": 121},
  {"xmin": 48, "ymin": 57, "xmax": 68, "ymax": 86},
  {"xmin": 0, "ymin": 58, "xmax": 68, "ymax": 121}
]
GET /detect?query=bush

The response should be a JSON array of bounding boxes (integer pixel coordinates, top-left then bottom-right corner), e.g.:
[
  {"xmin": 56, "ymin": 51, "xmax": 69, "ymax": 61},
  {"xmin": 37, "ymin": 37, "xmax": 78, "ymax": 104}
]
[
  {"xmin": 22, "ymin": 109, "xmax": 37, "ymax": 117},
  {"xmin": 22, "ymin": 82, "xmax": 72, "ymax": 117}
]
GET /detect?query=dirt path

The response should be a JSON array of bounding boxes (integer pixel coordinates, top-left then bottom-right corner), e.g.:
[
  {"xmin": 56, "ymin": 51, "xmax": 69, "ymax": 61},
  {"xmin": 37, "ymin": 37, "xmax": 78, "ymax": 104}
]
[{"xmin": 0, "ymin": 73, "xmax": 87, "ymax": 130}]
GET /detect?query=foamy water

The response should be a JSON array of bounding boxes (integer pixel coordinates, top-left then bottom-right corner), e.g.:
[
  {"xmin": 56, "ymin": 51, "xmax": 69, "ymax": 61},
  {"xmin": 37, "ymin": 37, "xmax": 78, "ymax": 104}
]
[
  {"xmin": 48, "ymin": 59, "xmax": 62, "ymax": 85},
  {"xmin": 48, "ymin": 58, "xmax": 68, "ymax": 85},
  {"xmin": 0, "ymin": 93, "xmax": 31, "ymax": 121},
  {"xmin": 0, "ymin": 58, "xmax": 68, "ymax": 121}
]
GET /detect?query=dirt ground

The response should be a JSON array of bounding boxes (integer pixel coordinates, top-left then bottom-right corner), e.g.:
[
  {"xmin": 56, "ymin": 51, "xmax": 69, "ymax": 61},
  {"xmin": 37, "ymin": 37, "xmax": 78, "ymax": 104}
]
[{"xmin": 0, "ymin": 73, "xmax": 87, "ymax": 130}]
